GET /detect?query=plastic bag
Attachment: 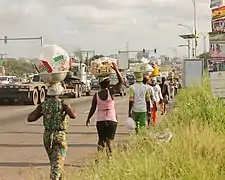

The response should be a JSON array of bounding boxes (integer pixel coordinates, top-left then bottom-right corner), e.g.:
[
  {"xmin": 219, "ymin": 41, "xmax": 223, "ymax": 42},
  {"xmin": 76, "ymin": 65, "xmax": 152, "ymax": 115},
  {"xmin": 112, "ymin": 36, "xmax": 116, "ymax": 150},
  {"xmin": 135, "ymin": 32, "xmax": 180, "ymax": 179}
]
[{"xmin": 125, "ymin": 117, "xmax": 136, "ymax": 131}]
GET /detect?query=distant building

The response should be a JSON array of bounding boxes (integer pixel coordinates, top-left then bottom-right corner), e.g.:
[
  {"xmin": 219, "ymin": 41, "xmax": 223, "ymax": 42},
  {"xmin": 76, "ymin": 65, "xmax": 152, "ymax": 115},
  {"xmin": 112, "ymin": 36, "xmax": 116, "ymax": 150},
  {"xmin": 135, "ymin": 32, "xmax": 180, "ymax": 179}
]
[
  {"xmin": 108, "ymin": 54, "xmax": 118, "ymax": 59},
  {"xmin": 136, "ymin": 52, "xmax": 149, "ymax": 61}
]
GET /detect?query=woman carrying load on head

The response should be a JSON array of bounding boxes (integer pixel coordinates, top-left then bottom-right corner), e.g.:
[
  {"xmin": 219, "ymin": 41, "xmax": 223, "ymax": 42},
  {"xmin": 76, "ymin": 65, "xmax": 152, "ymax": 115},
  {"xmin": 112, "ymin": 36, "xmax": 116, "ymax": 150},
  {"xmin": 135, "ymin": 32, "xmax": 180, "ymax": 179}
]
[
  {"xmin": 86, "ymin": 62, "xmax": 123, "ymax": 157},
  {"xmin": 27, "ymin": 83, "xmax": 76, "ymax": 180}
]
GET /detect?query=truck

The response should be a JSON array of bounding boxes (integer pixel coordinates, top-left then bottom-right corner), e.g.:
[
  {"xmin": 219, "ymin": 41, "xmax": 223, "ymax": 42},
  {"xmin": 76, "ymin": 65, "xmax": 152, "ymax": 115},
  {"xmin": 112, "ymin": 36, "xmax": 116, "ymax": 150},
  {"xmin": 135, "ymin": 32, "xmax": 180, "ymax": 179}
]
[
  {"xmin": 109, "ymin": 73, "xmax": 127, "ymax": 96},
  {"xmin": 0, "ymin": 62, "xmax": 91, "ymax": 105}
]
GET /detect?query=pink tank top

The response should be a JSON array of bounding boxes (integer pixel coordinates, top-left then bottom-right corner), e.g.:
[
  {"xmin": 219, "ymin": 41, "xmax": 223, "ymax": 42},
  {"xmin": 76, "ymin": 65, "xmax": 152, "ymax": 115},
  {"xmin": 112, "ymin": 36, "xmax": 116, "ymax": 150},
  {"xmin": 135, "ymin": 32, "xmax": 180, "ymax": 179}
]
[{"xmin": 96, "ymin": 90, "xmax": 117, "ymax": 122}]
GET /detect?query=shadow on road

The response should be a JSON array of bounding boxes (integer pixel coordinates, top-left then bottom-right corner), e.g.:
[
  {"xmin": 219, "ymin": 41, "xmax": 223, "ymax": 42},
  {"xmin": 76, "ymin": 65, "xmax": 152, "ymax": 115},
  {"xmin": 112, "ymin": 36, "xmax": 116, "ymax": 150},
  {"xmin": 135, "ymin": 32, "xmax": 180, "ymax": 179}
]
[
  {"xmin": 0, "ymin": 131, "xmax": 128, "ymax": 136},
  {"xmin": 0, "ymin": 162, "xmax": 85, "ymax": 167},
  {"xmin": 0, "ymin": 143, "xmax": 97, "ymax": 148}
]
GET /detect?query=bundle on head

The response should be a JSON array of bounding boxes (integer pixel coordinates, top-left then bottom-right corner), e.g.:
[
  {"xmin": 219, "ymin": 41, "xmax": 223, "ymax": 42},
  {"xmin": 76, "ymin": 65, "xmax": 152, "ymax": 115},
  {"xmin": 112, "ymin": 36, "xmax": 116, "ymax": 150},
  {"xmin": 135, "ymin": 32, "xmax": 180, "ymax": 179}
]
[
  {"xmin": 47, "ymin": 82, "xmax": 64, "ymax": 96},
  {"xmin": 134, "ymin": 72, "xmax": 143, "ymax": 82}
]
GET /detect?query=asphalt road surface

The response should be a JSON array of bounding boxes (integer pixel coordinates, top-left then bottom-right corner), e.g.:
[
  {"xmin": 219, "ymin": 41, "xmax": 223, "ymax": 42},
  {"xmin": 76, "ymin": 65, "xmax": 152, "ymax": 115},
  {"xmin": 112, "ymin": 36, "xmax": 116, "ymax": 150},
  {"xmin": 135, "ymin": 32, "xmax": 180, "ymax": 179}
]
[
  {"xmin": 0, "ymin": 95, "xmax": 129, "ymax": 180},
  {"xmin": 0, "ymin": 89, "xmax": 173, "ymax": 180}
]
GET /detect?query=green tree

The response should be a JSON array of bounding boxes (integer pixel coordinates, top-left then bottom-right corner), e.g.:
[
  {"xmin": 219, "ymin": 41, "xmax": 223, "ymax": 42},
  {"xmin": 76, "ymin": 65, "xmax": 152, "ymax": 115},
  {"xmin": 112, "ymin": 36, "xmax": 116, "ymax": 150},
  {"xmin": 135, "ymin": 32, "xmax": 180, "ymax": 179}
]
[
  {"xmin": 3, "ymin": 59, "xmax": 33, "ymax": 77},
  {"xmin": 198, "ymin": 52, "xmax": 210, "ymax": 59},
  {"xmin": 198, "ymin": 52, "xmax": 210, "ymax": 70}
]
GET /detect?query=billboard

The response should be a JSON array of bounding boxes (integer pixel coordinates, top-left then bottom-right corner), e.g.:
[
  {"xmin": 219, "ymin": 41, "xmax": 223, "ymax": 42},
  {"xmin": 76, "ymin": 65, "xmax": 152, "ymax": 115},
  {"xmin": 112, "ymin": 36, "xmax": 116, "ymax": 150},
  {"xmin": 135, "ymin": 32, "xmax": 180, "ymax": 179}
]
[
  {"xmin": 212, "ymin": 6, "xmax": 225, "ymax": 20},
  {"xmin": 212, "ymin": 18, "xmax": 225, "ymax": 32},
  {"xmin": 210, "ymin": 0, "xmax": 223, "ymax": 8}
]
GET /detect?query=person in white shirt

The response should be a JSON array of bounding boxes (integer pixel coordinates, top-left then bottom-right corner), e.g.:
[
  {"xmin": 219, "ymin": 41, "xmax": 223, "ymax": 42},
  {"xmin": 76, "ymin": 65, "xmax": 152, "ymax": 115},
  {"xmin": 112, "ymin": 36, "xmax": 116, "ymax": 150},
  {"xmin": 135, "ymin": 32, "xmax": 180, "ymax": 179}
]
[
  {"xmin": 143, "ymin": 76, "xmax": 157, "ymax": 126},
  {"xmin": 149, "ymin": 77, "xmax": 163, "ymax": 127}
]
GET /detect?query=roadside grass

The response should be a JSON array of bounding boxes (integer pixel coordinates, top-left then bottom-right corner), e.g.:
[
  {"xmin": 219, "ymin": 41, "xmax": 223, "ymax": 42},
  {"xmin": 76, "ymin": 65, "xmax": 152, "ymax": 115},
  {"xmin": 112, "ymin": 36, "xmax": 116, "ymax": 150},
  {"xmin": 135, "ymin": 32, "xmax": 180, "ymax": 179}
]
[{"xmin": 69, "ymin": 77, "xmax": 225, "ymax": 180}]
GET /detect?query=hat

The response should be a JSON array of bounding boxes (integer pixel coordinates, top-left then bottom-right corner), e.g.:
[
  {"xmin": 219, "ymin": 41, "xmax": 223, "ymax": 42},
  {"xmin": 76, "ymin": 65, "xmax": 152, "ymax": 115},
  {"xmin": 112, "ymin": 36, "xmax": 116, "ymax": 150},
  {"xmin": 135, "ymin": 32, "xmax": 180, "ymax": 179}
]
[
  {"xmin": 134, "ymin": 72, "xmax": 143, "ymax": 82},
  {"xmin": 47, "ymin": 83, "xmax": 64, "ymax": 96},
  {"xmin": 150, "ymin": 61, "xmax": 156, "ymax": 66},
  {"xmin": 99, "ymin": 76, "xmax": 110, "ymax": 83}
]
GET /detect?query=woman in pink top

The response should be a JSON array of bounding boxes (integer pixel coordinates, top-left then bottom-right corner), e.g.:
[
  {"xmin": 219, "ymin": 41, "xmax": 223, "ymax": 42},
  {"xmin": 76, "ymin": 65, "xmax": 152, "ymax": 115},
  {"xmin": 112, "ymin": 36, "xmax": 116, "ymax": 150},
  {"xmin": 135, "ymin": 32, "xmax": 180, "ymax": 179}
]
[{"xmin": 86, "ymin": 62, "xmax": 123, "ymax": 157}]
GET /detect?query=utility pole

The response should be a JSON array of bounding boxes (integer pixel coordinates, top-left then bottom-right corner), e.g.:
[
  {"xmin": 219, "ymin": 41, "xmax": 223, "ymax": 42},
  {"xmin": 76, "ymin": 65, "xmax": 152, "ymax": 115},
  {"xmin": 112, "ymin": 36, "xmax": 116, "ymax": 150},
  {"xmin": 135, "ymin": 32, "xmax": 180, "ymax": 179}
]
[
  {"xmin": 178, "ymin": 44, "xmax": 190, "ymax": 58},
  {"xmin": 192, "ymin": 0, "xmax": 197, "ymax": 57},
  {"xmin": 178, "ymin": 23, "xmax": 194, "ymax": 57},
  {"xmin": 0, "ymin": 36, "xmax": 43, "ymax": 46}
]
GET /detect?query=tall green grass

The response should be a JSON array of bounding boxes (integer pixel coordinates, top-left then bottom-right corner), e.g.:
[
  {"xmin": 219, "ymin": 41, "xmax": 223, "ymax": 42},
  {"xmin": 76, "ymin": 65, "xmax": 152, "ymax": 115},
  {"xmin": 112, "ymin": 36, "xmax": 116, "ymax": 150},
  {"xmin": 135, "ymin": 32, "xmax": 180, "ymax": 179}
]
[{"xmin": 70, "ymin": 77, "xmax": 225, "ymax": 180}]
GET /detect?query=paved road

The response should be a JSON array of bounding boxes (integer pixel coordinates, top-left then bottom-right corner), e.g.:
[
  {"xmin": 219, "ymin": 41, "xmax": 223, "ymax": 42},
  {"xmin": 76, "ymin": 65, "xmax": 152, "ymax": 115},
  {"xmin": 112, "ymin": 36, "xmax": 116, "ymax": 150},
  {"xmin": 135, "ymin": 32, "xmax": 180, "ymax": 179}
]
[{"xmin": 0, "ymin": 95, "xmax": 129, "ymax": 180}]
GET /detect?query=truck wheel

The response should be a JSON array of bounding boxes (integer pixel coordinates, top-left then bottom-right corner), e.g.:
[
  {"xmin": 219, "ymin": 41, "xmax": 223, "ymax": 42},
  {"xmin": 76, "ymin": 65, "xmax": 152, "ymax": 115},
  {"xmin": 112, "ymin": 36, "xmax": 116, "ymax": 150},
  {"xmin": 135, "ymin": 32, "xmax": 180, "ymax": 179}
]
[
  {"xmin": 78, "ymin": 85, "xmax": 82, "ymax": 97},
  {"xmin": 32, "ymin": 89, "xmax": 39, "ymax": 105},
  {"xmin": 39, "ymin": 88, "xmax": 46, "ymax": 103},
  {"xmin": 120, "ymin": 91, "xmax": 123, "ymax": 97},
  {"xmin": 124, "ymin": 89, "xmax": 127, "ymax": 96},
  {"xmin": 73, "ymin": 85, "xmax": 78, "ymax": 98}
]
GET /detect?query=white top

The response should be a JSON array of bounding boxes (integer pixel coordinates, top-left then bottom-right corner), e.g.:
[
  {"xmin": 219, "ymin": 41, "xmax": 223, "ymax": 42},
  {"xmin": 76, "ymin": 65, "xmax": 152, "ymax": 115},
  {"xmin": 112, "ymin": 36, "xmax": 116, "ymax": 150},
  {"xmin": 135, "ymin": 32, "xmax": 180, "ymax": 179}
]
[
  {"xmin": 152, "ymin": 84, "xmax": 163, "ymax": 102},
  {"xmin": 129, "ymin": 83, "xmax": 150, "ymax": 112},
  {"xmin": 147, "ymin": 84, "xmax": 156, "ymax": 108}
]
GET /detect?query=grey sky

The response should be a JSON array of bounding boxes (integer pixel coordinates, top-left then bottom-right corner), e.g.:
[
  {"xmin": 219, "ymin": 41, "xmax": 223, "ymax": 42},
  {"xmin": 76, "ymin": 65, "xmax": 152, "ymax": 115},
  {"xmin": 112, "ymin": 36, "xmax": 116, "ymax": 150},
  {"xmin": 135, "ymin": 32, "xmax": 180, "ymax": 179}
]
[{"xmin": 0, "ymin": 0, "xmax": 211, "ymax": 58}]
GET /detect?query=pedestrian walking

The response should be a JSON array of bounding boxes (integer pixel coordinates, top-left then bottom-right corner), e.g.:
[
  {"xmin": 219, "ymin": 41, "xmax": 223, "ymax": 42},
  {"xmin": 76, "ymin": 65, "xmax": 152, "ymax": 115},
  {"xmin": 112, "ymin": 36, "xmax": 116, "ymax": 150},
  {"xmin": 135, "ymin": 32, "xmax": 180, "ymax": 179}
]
[
  {"xmin": 128, "ymin": 72, "xmax": 151, "ymax": 133},
  {"xmin": 86, "ymin": 62, "xmax": 123, "ymax": 157},
  {"xmin": 143, "ymin": 76, "xmax": 156, "ymax": 126},
  {"xmin": 159, "ymin": 77, "xmax": 169, "ymax": 115},
  {"xmin": 150, "ymin": 77, "xmax": 163, "ymax": 127},
  {"xmin": 27, "ymin": 83, "xmax": 76, "ymax": 180}
]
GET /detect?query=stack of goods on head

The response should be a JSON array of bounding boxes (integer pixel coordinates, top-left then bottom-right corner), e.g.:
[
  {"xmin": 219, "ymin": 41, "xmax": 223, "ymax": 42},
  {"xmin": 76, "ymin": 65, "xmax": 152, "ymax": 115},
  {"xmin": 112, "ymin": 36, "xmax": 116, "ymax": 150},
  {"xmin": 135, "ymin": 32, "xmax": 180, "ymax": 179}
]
[
  {"xmin": 32, "ymin": 45, "xmax": 70, "ymax": 84},
  {"xmin": 91, "ymin": 57, "xmax": 117, "ymax": 77},
  {"xmin": 130, "ymin": 62, "xmax": 148, "ymax": 73}
]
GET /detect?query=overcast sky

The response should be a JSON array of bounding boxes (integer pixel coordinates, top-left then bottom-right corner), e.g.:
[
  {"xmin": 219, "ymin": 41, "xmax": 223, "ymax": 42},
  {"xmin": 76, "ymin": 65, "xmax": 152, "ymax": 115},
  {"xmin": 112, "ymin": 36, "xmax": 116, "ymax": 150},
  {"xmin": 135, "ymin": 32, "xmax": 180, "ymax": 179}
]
[{"xmin": 0, "ymin": 0, "xmax": 212, "ymax": 58}]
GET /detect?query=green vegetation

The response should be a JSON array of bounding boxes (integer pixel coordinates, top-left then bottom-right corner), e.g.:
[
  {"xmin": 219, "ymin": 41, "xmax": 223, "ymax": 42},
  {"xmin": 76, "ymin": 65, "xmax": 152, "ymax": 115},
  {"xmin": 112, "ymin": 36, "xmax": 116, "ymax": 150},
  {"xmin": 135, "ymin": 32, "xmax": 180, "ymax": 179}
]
[
  {"xmin": 3, "ymin": 59, "xmax": 33, "ymax": 77},
  {"xmin": 69, "ymin": 76, "xmax": 225, "ymax": 180}
]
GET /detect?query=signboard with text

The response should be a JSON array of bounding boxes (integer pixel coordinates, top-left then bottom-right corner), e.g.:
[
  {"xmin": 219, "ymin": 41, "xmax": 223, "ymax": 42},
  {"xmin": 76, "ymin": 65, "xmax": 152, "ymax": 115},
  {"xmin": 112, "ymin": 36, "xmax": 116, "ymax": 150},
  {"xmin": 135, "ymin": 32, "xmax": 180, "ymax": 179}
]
[
  {"xmin": 212, "ymin": 17, "xmax": 225, "ymax": 32},
  {"xmin": 210, "ymin": 71, "xmax": 225, "ymax": 98}
]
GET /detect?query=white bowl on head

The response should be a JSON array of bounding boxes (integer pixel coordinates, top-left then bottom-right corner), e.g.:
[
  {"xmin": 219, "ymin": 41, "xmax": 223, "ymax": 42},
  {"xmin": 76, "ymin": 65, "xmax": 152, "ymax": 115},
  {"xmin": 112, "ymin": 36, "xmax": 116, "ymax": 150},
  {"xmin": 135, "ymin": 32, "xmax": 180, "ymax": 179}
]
[{"xmin": 40, "ymin": 71, "xmax": 68, "ymax": 83}]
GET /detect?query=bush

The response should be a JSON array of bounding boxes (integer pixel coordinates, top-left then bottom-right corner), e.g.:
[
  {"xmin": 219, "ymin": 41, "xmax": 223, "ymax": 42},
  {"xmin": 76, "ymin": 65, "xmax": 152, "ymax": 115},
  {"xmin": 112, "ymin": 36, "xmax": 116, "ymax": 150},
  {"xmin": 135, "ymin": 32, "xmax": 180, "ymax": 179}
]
[{"xmin": 70, "ymin": 76, "xmax": 225, "ymax": 180}]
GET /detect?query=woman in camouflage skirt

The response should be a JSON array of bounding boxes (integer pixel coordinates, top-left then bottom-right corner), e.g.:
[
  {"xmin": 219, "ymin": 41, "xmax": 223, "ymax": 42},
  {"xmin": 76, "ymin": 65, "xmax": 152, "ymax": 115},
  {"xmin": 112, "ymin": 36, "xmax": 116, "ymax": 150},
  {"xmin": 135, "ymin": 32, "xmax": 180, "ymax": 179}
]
[{"xmin": 27, "ymin": 83, "xmax": 76, "ymax": 180}]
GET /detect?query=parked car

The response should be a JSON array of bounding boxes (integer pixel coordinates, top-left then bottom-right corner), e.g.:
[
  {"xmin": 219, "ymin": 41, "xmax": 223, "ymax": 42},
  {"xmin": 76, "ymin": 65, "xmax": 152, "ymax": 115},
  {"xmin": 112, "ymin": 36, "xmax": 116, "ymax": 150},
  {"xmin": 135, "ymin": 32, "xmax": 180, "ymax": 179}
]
[
  {"xmin": 126, "ymin": 74, "xmax": 135, "ymax": 85},
  {"xmin": 109, "ymin": 74, "xmax": 127, "ymax": 96}
]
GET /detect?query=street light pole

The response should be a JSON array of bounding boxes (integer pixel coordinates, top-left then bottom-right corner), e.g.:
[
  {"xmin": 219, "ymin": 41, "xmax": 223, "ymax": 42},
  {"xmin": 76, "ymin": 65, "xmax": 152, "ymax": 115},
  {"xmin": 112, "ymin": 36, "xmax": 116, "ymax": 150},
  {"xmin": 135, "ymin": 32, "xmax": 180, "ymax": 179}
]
[
  {"xmin": 168, "ymin": 47, "xmax": 178, "ymax": 58},
  {"xmin": 192, "ymin": 0, "xmax": 197, "ymax": 57},
  {"xmin": 178, "ymin": 23, "xmax": 194, "ymax": 57}
]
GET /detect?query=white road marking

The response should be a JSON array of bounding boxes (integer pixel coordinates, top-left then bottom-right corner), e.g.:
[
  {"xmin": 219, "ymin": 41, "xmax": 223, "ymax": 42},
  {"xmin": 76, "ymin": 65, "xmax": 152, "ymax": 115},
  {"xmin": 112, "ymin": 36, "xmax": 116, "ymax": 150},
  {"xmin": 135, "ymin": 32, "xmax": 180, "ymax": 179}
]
[{"xmin": 83, "ymin": 97, "xmax": 128, "ymax": 114}]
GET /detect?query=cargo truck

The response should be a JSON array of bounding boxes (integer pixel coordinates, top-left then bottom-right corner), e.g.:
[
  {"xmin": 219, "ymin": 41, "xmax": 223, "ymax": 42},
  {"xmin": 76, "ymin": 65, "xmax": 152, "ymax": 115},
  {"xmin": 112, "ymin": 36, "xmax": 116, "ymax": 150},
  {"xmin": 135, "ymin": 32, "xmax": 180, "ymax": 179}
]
[{"xmin": 0, "ymin": 63, "xmax": 91, "ymax": 105}]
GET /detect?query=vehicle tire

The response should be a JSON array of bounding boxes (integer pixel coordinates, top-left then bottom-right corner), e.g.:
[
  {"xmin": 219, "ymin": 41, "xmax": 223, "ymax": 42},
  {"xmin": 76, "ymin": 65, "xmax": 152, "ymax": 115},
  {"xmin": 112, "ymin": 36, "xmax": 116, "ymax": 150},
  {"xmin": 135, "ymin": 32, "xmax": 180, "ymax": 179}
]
[
  {"xmin": 124, "ymin": 89, "xmax": 127, "ymax": 96},
  {"xmin": 74, "ymin": 85, "xmax": 78, "ymax": 98},
  {"xmin": 32, "ymin": 89, "xmax": 39, "ymax": 105},
  {"xmin": 39, "ymin": 88, "xmax": 46, "ymax": 103},
  {"xmin": 86, "ymin": 91, "xmax": 91, "ymax": 96},
  {"xmin": 78, "ymin": 85, "xmax": 82, "ymax": 98},
  {"xmin": 120, "ymin": 91, "xmax": 123, "ymax": 97}
]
